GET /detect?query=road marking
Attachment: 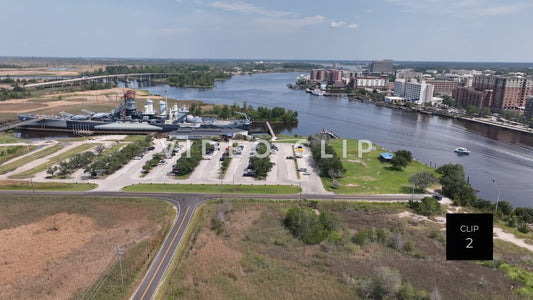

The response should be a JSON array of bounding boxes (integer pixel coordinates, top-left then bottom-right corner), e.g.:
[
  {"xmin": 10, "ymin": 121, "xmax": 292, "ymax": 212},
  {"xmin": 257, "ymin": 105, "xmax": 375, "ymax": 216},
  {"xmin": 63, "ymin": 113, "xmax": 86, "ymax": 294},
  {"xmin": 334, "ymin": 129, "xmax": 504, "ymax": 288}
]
[{"xmin": 140, "ymin": 205, "xmax": 191, "ymax": 300}]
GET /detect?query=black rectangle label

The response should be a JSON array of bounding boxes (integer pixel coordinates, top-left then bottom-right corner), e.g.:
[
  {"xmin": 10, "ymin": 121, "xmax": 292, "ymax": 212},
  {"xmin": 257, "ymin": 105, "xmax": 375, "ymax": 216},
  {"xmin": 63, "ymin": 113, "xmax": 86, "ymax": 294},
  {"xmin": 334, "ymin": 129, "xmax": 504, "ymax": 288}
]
[{"xmin": 446, "ymin": 213, "xmax": 493, "ymax": 260}]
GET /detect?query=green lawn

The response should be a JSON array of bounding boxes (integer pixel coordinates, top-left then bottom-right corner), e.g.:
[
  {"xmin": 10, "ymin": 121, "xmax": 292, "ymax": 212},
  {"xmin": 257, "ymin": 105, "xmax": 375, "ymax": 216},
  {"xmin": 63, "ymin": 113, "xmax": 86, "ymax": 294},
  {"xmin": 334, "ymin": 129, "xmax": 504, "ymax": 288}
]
[
  {"xmin": 123, "ymin": 183, "xmax": 301, "ymax": 194},
  {"xmin": 0, "ymin": 132, "xmax": 22, "ymax": 144},
  {"xmin": 323, "ymin": 139, "xmax": 437, "ymax": 194},
  {"xmin": 0, "ymin": 180, "xmax": 96, "ymax": 191},
  {"xmin": 0, "ymin": 144, "xmax": 65, "ymax": 174},
  {"xmin": 0, "ymin": 145, "xmax": 37, "ymax": 165},
  {"xmin": 10, "ymin": 143, "xmax": 99, "ymax": 178}
]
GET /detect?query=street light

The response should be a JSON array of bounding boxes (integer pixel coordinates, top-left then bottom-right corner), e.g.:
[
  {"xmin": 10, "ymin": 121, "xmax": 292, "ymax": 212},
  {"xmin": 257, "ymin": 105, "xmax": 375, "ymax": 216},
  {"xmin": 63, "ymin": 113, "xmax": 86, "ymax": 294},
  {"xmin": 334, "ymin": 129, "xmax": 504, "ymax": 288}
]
[{"xmin": 493, "ymin": 181, "xmax": 502, "ymax": 214}]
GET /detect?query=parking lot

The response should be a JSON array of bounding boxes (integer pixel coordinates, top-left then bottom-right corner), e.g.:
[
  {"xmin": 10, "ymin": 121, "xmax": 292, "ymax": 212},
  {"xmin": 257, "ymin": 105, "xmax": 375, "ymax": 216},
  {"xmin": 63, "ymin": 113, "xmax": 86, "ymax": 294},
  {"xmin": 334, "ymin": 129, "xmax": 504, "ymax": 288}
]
[{"xmin": 89, "ymin": 138, "xmax": 330, "ymax": 194}]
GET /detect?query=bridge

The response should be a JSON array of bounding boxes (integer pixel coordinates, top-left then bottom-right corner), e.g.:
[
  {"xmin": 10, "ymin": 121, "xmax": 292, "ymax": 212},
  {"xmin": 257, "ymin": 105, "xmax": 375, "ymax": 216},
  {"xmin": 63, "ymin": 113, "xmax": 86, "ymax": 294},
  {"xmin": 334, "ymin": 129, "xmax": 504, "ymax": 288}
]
[
  {"xmin": 23, "ymin": 73, "xmax": 174, "ymax": 88},
  {"xmin": 0, "ymin": 117, "xmax": 42, "ymax": 132}
]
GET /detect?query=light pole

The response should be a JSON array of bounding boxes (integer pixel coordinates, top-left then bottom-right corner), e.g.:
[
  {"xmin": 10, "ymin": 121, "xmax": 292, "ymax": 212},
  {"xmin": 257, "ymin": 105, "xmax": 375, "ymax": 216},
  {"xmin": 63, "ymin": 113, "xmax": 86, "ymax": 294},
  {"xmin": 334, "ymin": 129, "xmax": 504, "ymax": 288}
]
[{"xmin": 494, "ymin": 183, "xmax": 502, "ymax": 214}]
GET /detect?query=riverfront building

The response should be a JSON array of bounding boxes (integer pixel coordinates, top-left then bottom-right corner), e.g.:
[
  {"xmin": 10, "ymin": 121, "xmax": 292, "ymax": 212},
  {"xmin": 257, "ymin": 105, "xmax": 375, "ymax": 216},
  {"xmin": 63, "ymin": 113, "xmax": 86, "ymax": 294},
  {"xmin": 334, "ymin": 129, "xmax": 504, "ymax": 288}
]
[
  {"xmin": 349, "ymin": 75, "xmax": 388, "ymax": 89},
  {"xmin": 454, "ymin": 75, "xmax": 533, "ymax": 111},
  {"xmin": 452, "ymin": 87, "xmax": 493, "ymax": 108},
  {"xmin": 369, "ymin": 59, "xmax": 393, "ymax": 74},
  {"xmin": 394, "ymin": 79, "xmax": 434, "ymax": 104},
  {"xmin": 310, "ymin": 69, "xmax": 343, "ymax": 85},
  {"xmin": 425, "ymin": 79, "xmax": 459, "ymax": 96},
  {"xmin": 526, "ymin": 96, "xmax": 533, "ymax": 120}
]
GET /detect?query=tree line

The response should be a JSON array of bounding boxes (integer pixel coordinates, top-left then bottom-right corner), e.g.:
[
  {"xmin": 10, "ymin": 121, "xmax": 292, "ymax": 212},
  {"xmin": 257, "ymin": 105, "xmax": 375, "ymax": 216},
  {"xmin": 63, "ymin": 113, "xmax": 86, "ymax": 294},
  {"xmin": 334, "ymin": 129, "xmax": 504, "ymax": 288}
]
[
  {"xmin": 309, "ymin": 135, "xmax": 345, "ymax": 178},
  {"xmin": 436, "ymin": 163, "xmax": 532, "ymax": 232},
  {"xmin": 190, "ymin": 102, "xmax": 298, "ymax": 124},
  {"xmin": 85, "ymin": 137, "xmax": 152, "ymax": 177}
]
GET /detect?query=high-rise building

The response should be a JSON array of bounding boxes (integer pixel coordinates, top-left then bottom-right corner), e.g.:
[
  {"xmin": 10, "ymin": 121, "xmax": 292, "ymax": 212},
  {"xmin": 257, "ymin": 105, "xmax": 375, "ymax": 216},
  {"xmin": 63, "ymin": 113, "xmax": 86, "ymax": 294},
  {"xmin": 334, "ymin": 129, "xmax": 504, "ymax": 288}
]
[
  {"xmin": 394, "ymin": 79, "xmax": 433, "ymax": 104},
  {"xmin": 404, "ymin": 81, "xmax": 434, "ymax": 104},
  {"xmin": 349, "ymin": 75, "xmax": 389, "ymax": 88},
  {"xmin": 425, "ymin": 80, "xmax": 459, "ymax": 96},
  {"xmin": 369, "ymin": 59, "xmax": 393, "ymax": 74},
  {"xmin": 525, "ymin": 96, "xmax": 533, "ymax": 120},
  {"xmin": 452, "ymin": 87, "xmax": 493, "ymax": 108},
  {"xmin": 463, "ymin": 75, "xmax": 533, "ymax": 110}
]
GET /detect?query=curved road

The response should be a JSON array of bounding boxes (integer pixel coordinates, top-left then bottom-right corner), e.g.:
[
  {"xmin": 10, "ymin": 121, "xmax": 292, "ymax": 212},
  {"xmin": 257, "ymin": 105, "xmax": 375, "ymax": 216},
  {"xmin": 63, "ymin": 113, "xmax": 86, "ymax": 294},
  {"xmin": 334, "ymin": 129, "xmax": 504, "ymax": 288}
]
[{"xmin": 0, "ymin": 190, "xmax": 425, "ymax": 300}]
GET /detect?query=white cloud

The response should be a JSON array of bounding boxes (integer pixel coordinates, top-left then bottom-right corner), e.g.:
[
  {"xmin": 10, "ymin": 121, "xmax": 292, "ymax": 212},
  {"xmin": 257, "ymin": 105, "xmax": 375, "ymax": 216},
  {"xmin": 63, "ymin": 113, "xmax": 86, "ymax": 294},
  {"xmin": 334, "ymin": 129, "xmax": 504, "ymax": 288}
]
[
  {"xmin": 329, "ymin": 20, "xmax": 358, "ymax": 30},
  {"xmin": 330, "ymin": 21, "xmax": 345, "ymax": 28},
  {"xmin": 210, "ymin": 1, "xmax": 291, "ymax": 17},
  {"xmin": 254, "ymin": 15, "xmax": 325, "ymax": 27}
]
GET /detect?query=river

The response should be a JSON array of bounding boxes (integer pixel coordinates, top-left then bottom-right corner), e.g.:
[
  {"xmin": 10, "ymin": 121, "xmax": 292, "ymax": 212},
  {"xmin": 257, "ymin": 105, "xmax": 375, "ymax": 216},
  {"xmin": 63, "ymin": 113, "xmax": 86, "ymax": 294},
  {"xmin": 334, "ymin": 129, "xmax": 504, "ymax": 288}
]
[{"xmin": 127, "ymin": 72, "xmax": 533, "ymax": 208}]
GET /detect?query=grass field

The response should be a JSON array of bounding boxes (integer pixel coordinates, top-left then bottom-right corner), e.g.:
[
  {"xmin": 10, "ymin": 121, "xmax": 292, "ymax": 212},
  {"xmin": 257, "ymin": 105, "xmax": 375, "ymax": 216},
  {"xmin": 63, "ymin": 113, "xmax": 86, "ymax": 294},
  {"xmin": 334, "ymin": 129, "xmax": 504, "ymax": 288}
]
[
  {"xmin": 0, "ymin": 144, "xmax": 65, "ymax": 175},
  {"xmin": 0, "ymin": 194, "xmax": 173, "ymax": 300},
  {"xmin": 0, "ymin": 145, "xmax": 36, "ymax": 165},
  {"xmin": 160, "ymin": 199, "xmax": 521, "ymax": 299},
  {"xmin": 323, "ymin": 139, "xmax": 438, "ymax": 194},
  {"xmin": 122, "ymin": 183, "xmax": 301, "ymax": 194},
  {"xmin": 0, "ymin": 132, "xmax": 22, "ymax": 144},
  {"xmin": 0, "ymin": 180, "xmax": 96, "ymax": 191},
  {"xmin": 10, "ymin": 143, "xmax": 99, "ymax": 178}
]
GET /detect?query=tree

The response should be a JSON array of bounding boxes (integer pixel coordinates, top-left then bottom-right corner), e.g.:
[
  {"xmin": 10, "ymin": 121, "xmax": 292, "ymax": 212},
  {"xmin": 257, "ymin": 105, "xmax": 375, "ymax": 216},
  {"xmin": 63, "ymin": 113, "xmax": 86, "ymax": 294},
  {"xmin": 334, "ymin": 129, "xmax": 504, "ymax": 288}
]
[
  {"xmin": 95, "ymin": 144, "xmax": 105, "ymax": 156},
  {"xmin": 46, "ymin": 165, "xmax": 57, "ymax": 177},
  {"xmin": 436, "ymin": 164, "xmax": 476, "ymax": 205},
  {"xmin": 283, "ymin": 207, "xmax": 325, "ymax": 244},
  {"xmin": 396, "ymin": 150, "xmax": 412, "ymax": 163},
  {"xmin": 409, "ymin": 170, "xmax": 438, "ymax": 191},
  {"xmin": 390, "ymin": 155, "xmax": 409, "ymax": 170}
]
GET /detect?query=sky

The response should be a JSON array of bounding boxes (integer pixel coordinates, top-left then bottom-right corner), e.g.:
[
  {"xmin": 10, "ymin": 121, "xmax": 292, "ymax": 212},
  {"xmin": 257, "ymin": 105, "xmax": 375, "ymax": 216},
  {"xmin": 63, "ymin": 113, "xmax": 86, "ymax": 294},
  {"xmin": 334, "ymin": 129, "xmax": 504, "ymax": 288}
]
[{"xmin": 1, "ymin": 0, "xmax": 533, "ymax": 62}]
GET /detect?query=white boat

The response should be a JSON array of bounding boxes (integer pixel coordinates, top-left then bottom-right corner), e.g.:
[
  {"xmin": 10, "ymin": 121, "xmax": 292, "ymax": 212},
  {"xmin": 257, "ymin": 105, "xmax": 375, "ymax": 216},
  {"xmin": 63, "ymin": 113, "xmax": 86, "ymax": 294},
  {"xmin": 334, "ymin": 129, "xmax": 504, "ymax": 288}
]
[
  {"xmin": 311, "ymin": 89, "xmax": 324, "ymax": 96},
  {"xmin": 454, "ymin": 147, "xmax": 470, "ymax": 155}
]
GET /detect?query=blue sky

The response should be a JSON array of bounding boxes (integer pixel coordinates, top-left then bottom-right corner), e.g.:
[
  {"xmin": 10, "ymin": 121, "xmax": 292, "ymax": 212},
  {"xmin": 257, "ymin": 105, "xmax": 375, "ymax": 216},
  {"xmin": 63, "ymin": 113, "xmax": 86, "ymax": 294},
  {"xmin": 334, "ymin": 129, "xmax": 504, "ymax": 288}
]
[{"xmin": 1, "ymin": 0, "xmax": 532, "ymax": 62}]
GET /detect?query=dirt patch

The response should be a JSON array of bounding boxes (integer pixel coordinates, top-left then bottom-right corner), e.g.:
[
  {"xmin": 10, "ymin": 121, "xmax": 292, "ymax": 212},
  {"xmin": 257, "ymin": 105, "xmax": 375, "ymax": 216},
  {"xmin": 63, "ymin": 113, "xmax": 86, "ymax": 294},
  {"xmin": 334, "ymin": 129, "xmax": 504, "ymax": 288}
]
[
  {"xmin": 346, "ymin": 159, "xmax": 367, "ymax": 166},
  {"xmin": 0, "ymin": 213, "xmax": 96, "ymax": 284},
  {"xmin": 0, "ymin": 197, "xmax": 165, "ymax": 300},
  {"xmin": 358, "ymin": 176, "xmax": 376, "ymax": 181}
]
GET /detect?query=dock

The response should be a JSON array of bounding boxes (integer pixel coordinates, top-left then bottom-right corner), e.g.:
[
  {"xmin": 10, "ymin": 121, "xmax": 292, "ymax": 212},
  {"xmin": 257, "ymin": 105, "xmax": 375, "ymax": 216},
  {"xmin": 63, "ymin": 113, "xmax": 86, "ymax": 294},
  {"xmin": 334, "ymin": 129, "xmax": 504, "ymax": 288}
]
[{"xmin": 266, "ymin": 121, "xmax": 277, "ymax": 141}]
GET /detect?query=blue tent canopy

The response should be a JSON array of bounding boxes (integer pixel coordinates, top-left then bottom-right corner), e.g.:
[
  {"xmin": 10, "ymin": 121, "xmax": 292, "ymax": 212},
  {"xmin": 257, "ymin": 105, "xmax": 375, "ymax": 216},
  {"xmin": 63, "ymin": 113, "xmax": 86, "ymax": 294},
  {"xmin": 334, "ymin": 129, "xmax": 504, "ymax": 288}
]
[{"xmin": 380, "ymin": 152, "xmax": 394, "ymax": 160}]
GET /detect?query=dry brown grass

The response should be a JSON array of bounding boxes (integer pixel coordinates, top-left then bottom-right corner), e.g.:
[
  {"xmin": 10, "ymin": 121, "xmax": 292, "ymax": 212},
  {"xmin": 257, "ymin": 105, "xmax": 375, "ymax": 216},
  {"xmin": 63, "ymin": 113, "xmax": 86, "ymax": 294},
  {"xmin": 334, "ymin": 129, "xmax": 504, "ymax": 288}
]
[
  {"xmin": 0, "ymin": 195, "xmax": 171, "ymax": 300},
  {"xmin": 164, "ymin": 200, "xmax": 520, "ymax": 299}
]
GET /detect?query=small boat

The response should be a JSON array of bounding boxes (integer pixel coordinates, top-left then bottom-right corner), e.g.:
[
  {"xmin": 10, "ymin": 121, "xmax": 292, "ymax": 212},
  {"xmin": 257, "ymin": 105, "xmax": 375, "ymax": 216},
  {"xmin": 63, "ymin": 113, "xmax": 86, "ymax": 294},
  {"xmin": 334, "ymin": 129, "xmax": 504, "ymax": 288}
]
[
  {"xmin": 454, "ymin": 147, "xmax": 470, "ymax": 155},
  {"xmin": 311, "ymin": 89, "xmax": 324, "ymax": 96}
]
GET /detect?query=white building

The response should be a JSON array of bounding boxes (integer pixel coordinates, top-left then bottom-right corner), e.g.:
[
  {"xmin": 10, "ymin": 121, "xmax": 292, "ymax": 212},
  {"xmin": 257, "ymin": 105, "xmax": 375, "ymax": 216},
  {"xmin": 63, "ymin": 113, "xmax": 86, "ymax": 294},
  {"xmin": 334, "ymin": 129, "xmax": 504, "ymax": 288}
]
[
  {"xmin": 353, "ymin": 77, "xmax": 387, "ymax": 88},
  {"xmin": 394, "ymin": 79, "xmax": 434, "ymax": 104}
]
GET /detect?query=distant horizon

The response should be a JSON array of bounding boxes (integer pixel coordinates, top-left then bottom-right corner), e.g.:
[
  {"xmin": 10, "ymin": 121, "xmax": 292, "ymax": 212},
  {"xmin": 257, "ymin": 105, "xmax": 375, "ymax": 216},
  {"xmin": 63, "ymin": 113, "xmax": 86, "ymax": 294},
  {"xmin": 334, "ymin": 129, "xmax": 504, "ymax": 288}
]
[{"xmin": 1, "ymin": 55, "xmax": 533, "ymax": 66}]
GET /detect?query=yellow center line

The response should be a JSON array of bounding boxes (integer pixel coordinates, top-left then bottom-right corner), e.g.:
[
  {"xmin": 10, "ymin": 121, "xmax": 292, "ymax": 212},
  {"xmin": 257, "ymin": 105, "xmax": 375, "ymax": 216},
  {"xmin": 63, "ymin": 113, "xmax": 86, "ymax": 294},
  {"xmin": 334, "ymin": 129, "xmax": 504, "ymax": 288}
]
[{"xmin": 140, "ymin": 205, "xmax": 191, "ymax": 300}]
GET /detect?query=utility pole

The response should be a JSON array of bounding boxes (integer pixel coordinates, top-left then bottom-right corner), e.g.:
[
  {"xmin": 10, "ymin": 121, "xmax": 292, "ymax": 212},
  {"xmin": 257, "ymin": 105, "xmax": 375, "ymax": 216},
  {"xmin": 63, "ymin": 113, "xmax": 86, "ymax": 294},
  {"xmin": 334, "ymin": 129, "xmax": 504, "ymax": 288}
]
[
  {"xmin": 494, "ymin": 184, "xmax": 502, "ymax": 214},
  {"xmin": 299, "ymin": 183, "xmax": 302, "ymax": 200},
  {"xmin": 116, "ymin": 245, "xmax": 124, "ymax": 286},
  {"xmin": 30, "ymin": 177, "xmax": 34, "ymax": 194}
]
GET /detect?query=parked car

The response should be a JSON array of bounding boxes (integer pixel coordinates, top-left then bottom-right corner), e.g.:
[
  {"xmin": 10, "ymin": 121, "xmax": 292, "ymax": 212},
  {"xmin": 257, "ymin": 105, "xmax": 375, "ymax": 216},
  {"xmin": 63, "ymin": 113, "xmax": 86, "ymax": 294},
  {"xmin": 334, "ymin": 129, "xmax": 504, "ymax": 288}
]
[
  {"xmin": 303, "ymin": 171, "xmax": 311, "ymax": 175},
  {"xmin": 286, "ymin": 156, "xmax": 294, "ymax": 159},
  {"xmin": 202, "ymin": 156, "xmax": 211, "ymax": 160},
  {"xmin": 298, "ymin": 168, "xmax": 307, "ymax": 172},
  {"xmin": 147, "ymin": 146, "xmax": 155, "ymax": 151},
  {"xmin": 432, "ymin": 192, "xmax": 443, "ymax": 200},
  {"xmin": 159, "ymin": 160, "xmax": 166, "ymax": 164},
  {"xmin": 243, "ymin": 172, "xmax": 255, "ymax": 177}
]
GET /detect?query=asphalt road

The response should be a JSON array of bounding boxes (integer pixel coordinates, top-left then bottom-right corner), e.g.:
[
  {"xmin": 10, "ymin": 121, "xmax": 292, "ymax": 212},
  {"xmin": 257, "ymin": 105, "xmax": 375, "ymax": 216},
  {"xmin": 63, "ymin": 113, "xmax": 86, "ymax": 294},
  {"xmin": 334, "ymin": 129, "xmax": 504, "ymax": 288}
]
[{"xmin": 0, "ymin": 190, "xmax": 426, "ymax": 299}]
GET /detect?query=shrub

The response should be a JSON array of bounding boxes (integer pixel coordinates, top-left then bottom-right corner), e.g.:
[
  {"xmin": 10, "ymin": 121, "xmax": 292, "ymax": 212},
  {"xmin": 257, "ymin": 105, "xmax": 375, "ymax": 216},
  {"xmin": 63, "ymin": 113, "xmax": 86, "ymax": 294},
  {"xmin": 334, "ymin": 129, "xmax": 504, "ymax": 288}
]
[
  {"xmin": 408, "ymin": 197, "xmax": 443, "ymax": 216},
  {"xmin": 283, "ymin": 207, "xmax": 339, "ymax": 245},
  {"xmin": 359, "ymin": 267, "xmax": 402, "ymax": 299}
]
